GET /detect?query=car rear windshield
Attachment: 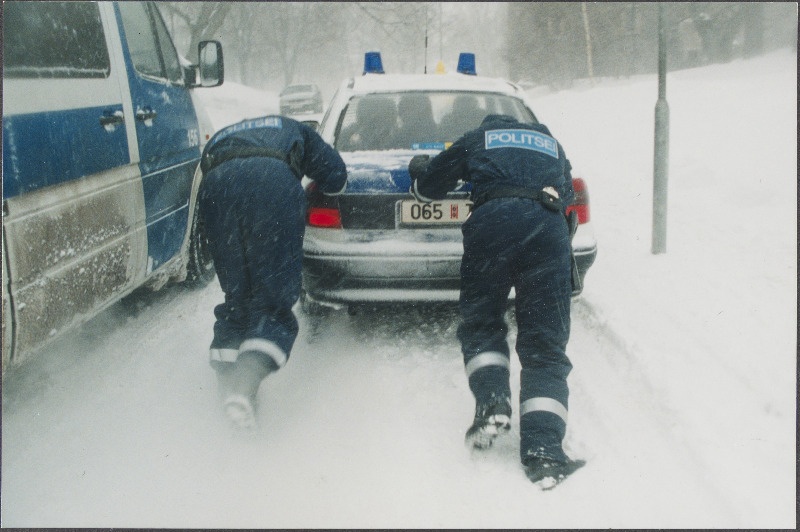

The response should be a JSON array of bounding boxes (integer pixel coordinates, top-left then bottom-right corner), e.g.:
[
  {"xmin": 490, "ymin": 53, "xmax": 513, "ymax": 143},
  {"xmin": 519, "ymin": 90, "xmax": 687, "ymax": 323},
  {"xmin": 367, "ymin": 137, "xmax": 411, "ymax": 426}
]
[{"xmin": 334, "ymin": 91, "xmax": 537, "ymax": 151}]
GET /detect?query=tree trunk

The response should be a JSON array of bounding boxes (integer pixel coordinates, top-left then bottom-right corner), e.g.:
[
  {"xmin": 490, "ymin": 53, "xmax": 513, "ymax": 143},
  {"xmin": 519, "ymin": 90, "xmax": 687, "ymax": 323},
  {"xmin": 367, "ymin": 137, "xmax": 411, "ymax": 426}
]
[
  {"xmin": 581, "ymin": 2, "xmax": 595, "ymax": 80},
  {"xmin": 187, "ymin": 3, "xmax": 232, "ymax": 62}
]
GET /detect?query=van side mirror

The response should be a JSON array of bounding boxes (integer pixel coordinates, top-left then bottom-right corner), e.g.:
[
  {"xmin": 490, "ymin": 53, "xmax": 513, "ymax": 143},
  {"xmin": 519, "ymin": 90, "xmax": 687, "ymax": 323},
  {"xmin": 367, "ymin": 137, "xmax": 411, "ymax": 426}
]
[
  {"xmin": 301, "ymin": 120, "xmax": 320, "ymax": 131},
  {"xmin": 197, "ymin": 40, "xmax": 224, "ymax": 87}
]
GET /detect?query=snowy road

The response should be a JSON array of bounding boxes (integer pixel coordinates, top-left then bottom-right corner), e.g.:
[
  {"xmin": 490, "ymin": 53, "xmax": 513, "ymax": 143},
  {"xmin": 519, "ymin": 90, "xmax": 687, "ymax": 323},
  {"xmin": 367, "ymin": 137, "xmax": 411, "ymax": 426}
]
[
  {"xmin": 1, "ymin": 283, "xmax": 740, "ymax": 528},
  {"xmin": 3, "ymin": 50, "xmax": 795, "ymax": 528}
]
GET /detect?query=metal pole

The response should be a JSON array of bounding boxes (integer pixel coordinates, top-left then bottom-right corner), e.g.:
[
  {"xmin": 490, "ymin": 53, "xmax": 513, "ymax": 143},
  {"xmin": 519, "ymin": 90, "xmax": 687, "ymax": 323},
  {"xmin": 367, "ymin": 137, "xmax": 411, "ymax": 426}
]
[
  {"xmin": 424, "ymin": 4, "xmax": 429, "ymax": 74},
  {"xmin": 652, "ymin": 2, "xmax": 670, "ymax": 254},
  {"xmin": 439, "ymin": 3, "xmax": 443, "ymax": 61}
]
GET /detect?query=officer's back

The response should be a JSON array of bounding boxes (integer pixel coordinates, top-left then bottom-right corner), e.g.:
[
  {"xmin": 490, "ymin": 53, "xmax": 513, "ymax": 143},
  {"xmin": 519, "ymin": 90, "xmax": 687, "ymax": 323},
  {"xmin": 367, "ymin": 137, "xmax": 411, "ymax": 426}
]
[
  {"xmin": 457, "ymin": 115, "xmax": 574, "ymax": 206},
  {"xmin": 201, "ymin": 115, "xmax": 345, "ymax": 192},
  {"xmin": 415, "ymin": 115, "xmax": 574, "ymax": 209}
]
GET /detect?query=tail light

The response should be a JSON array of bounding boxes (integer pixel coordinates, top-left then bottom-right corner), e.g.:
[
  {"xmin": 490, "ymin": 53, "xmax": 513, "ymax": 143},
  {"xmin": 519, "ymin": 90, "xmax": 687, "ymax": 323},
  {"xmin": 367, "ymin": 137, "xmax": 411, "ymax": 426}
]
[
  {"xmin": 308, "ymin": 207, "xmax": 342, "ymax": 228},
  {"xmin": 566, "ymin": 177, "xmax": 590, "ymax": 224},
  {"xmin": 305, "ymin": 182, "xmax": 342, "ymax": 228}
]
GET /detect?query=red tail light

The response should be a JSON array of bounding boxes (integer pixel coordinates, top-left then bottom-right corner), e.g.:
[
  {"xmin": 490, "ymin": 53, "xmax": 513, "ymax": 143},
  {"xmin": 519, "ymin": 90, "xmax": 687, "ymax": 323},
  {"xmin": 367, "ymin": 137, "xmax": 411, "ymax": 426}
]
[
  {"xmin": 308, "ymin": 207, "xmax": 342, "ymax": 228},
  {"xmin": 566, "ymin": 177, "xmax": 590, "ymax": 224}
]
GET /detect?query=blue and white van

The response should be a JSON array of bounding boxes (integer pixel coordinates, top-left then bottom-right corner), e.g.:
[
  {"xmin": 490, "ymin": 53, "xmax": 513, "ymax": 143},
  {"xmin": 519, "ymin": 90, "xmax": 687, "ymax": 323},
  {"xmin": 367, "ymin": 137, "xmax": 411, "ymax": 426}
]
[{"xmin": 2, "ymin": 1, "xmax": 224, "ymax": 373}]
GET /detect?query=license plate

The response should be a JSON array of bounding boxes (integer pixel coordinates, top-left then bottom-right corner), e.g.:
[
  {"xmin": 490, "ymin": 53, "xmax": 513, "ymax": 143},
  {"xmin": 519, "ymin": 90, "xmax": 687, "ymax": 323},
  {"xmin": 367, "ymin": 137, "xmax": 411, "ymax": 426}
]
[{"xmin": 399, "ymin": 199, "xmax": 472, "ymax": 225}]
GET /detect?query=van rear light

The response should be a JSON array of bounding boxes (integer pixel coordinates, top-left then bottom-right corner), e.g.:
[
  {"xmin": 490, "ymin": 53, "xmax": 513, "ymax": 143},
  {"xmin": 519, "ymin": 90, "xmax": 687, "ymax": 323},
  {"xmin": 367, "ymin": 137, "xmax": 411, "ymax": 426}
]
[
  {"xmin": 308, "ymin": 207, "xmax": 342, "ymax": 228},
  {"xmin": 566, "ymin": 177, "xmax": 590, "ymax": 224}
]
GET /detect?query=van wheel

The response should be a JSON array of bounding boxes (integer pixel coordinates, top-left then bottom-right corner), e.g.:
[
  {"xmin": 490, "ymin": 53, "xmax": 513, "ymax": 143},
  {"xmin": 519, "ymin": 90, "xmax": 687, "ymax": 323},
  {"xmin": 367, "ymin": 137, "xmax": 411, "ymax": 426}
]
[{"xmin": 185, "ymin": 199, "xmax": 215, "ymax": 287}]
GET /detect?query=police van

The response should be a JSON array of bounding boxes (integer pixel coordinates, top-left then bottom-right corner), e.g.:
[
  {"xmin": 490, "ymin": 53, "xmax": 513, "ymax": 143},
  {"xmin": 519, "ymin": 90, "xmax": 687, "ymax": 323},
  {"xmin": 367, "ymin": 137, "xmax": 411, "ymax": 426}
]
[{"xmin": 2, "ymin": 1, "xmax": 224, "ymax": 374}]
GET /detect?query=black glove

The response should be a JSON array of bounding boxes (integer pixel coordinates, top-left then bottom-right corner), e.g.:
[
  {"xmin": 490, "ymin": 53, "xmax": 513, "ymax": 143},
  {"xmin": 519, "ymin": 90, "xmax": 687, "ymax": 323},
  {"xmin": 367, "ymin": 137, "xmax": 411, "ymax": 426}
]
[{"xmin": 408, "ymin": 154, "xmax": 431, "ymax": 182}]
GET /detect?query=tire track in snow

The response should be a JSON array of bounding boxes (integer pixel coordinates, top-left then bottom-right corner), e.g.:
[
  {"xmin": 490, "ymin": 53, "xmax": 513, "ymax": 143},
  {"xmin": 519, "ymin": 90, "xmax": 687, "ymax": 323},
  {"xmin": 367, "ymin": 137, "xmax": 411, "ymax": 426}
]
[
  {"xmin": 566, "ymin": 296, "xmax": 744, "ymax": 526},
  {"xmin": 2, "ymin": 287, "xmax": 747, "ymax": 527}
]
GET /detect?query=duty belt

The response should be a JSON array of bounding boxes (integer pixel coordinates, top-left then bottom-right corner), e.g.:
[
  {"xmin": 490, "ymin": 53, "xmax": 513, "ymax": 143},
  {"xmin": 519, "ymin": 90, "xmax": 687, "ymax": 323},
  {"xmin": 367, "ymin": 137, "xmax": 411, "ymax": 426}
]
[
  {"xmin": 471, "ymin": 185, "xmax": 563, "ymax": 212},
  {"xmin": 201, "ymin": 145, "xmax": 302, "ymax": 179},
  {"xmin": 472, "ymin": 184, "xmax": 581, "ymax": 292}
]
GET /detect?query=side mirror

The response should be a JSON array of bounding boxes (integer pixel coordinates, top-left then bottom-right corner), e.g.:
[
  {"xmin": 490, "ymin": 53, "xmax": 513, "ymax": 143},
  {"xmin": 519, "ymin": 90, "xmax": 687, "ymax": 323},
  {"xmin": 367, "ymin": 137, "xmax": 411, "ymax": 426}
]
[
  {"xmin": 301, "ymin": 120, "xmax": 320, "ymax": 132},
  {"xmin": 197, "ymin": 40, "xmax": 224, "ymax": 87}
]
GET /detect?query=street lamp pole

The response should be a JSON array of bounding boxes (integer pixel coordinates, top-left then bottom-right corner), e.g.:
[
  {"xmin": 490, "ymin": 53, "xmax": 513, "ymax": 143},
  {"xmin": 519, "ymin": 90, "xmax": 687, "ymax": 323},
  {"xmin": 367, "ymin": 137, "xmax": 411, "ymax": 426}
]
[{"xmin": 652, "ymin": 3, "xmax": 670, "ymax": 254}]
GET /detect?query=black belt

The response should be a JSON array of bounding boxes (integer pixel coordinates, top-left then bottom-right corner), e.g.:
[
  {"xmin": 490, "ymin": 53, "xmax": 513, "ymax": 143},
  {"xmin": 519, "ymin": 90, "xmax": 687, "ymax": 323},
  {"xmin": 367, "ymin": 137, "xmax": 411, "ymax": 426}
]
[
  {"xmin": 201, "ymin": 145, "xmax": 302, "ymax": 179},
  {"xmin": 471, "ymin": 185, "xmax": 563, "ymax": 212}
]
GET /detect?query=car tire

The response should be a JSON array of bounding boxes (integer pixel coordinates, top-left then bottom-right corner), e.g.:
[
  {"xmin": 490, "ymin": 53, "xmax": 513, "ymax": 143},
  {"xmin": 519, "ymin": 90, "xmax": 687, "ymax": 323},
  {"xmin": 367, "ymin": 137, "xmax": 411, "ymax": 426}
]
[{"xmin": 184, "ymin": 199, "xmax": 216, "ymax": 288}]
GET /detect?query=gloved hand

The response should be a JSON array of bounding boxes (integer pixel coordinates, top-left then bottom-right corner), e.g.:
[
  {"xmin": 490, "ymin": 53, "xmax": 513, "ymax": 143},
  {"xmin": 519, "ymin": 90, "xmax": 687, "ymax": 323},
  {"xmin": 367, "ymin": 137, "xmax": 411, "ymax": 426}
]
[{"xmin": 408, "ymin": 154, "xmax": 431, "ymax": 182}]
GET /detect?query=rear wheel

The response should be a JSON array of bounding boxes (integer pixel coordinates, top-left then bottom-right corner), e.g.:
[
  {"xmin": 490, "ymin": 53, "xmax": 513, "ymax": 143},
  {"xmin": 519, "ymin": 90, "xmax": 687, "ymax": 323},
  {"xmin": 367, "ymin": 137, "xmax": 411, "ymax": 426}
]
[{"xmin": 184, "ymin": 199, "xmax": 216, "ymax": 287}]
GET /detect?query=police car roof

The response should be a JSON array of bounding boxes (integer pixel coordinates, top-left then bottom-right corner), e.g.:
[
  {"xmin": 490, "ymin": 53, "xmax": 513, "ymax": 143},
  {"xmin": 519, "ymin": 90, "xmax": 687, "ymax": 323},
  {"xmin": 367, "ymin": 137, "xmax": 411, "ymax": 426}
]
[{"xmin": 346, "ymin": 72, "xmax": 523, "ymax": 96}]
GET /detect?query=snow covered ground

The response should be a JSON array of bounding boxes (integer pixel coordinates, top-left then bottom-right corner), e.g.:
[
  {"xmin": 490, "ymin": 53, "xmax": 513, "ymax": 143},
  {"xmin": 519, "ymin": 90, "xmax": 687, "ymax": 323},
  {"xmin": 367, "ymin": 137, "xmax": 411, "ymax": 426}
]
[{"xmin": 1, "ymin": 49, "xmax": 796, "ymax": 528}]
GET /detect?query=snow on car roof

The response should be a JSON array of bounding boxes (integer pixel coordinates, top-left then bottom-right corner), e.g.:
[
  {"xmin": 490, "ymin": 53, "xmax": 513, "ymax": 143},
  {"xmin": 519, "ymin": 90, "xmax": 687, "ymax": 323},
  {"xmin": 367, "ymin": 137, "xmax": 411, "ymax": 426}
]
[{"xmin": 349, "ymin": 72, "xmax": 522, "ymax": 95}]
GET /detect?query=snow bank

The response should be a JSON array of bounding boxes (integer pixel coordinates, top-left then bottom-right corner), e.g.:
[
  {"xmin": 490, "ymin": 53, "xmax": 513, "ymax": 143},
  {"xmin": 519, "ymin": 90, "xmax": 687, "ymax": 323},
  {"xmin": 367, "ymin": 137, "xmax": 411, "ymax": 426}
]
[{"xmin": 529, "ymin": 49, "xmax": 797, "ymax": 525}]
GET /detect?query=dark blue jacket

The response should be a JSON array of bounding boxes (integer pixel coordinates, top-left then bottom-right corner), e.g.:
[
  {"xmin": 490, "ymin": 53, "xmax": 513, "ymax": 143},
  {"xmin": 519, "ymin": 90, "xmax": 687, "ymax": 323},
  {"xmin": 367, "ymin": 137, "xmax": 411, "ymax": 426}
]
[
  {"xmin": 412, "ymin": 115, "xmax": 574, "ymax": 211},
  {"xmin": 202, "ymin": 115, "xmax": 347, "ymax": 195}
]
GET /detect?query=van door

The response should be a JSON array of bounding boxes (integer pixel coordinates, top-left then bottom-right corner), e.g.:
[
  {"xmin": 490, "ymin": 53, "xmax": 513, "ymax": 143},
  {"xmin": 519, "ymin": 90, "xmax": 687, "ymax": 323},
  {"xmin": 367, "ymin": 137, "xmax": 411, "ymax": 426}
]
[
  {"xmin": 2, "ymin": 1, "xmax": 147, "ymax": 362},
  {"xmin": 115, "ymin": 1, "xmax": 202, "ymax": 273}
]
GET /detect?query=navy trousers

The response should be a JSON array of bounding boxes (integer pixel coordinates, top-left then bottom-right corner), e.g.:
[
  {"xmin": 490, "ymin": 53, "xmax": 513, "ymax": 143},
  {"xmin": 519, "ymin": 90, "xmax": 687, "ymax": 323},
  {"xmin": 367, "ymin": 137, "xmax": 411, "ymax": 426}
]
[
  {"xmin": 457, "ymin": 197, "xmax": 573, "ymax": 463},
  {"xmin": 199, "ymin": 157, "xmax": 306, "ymax": 370}
]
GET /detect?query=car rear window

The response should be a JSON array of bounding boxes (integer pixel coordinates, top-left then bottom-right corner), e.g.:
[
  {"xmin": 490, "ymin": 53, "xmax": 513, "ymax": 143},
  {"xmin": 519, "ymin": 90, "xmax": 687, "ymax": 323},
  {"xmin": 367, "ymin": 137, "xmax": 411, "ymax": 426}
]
[
  {"xmin": 282, "ymin": 85, "xmax": 316, "ymax": 95},
  {"xmin": 334, "ymin": 91, "xmax": 537, "ymax": 151}
]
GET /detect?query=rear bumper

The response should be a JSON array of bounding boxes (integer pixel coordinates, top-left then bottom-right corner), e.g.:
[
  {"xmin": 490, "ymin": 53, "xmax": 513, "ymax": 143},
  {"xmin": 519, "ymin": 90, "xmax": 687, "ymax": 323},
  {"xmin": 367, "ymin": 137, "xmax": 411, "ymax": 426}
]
[
  {"xmin": 302, "ymin": 227, "xmax": 597, "ymax": 304},
  {"xmin": 302, "ymin": 228, "xmax": 463, "ymax": 303}
]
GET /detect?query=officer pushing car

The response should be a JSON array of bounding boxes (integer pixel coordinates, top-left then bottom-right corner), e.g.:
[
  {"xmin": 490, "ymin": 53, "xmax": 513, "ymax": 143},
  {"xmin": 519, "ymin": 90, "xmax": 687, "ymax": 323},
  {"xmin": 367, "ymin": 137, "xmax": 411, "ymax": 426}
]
[
  {"xmin": 409, "ymin": 114, "xmax": 585, "ymax": 487},
  {"xmin": 199, "ymin": 115, "xmax": 347, "ymax": 430}
]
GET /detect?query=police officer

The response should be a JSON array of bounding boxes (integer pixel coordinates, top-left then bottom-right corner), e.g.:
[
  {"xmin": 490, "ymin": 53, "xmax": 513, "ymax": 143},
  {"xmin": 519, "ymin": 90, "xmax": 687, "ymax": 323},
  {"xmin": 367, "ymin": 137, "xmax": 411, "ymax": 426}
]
[
  {"xmin": 199, "ymin": 115, "xmax": 347, "ymax": 430},
  {"xmin": 409, "ymin": 114, "xmax": 584, "ymax": 486}
]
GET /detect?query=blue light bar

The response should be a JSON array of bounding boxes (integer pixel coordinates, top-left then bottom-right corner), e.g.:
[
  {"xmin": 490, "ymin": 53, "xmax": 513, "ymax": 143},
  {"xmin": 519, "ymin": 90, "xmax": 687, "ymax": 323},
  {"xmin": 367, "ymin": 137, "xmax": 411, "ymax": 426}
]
[
  {"xmin": 363, "ymin": 51, "xmax": 385, "ymax": 75},
  {"xmin": 457, "ymin": 52, "xmax": 476, "ymax": 75}
]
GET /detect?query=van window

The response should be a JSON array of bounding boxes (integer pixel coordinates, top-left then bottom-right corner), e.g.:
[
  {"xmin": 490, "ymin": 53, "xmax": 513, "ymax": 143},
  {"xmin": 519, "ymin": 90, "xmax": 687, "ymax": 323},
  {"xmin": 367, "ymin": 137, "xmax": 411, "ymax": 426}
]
[
  {"xmin": 3, "ymin": 1, "xmax": 110, "ymax": 78},
  {"xmin": 119, "ymin": 2, "xmax": 182, "ymax": 84},
  {"xmin": 150, "ymin": 4, "xmax": 184, "ymax": 83}
]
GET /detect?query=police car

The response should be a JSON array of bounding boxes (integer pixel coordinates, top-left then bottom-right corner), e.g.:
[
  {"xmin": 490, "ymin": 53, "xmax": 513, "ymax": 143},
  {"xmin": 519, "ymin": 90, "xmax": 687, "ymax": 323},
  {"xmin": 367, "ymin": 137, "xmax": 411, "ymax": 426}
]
[
  {"xmin": 279, "ymin": 83, "xmax": 324, "ymax": 115},
  {"xmin": 2, "ymin": 1, "xmax": 223, "ymax": 373},
  {"xmin": 301, "ymin": 52, "xmax": 597, "ymax": 311}
]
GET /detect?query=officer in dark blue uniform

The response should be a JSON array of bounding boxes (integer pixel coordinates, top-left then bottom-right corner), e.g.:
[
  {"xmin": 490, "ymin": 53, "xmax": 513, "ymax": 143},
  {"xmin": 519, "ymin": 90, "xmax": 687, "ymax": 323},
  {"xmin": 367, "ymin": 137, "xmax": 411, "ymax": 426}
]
[
  {"xmin": 409, "ymin": 114, "xmax": 584, "ymax": 486},
  {"xmin": 199, "ymin": 115, "xmax": 347, "ymax": 429}
]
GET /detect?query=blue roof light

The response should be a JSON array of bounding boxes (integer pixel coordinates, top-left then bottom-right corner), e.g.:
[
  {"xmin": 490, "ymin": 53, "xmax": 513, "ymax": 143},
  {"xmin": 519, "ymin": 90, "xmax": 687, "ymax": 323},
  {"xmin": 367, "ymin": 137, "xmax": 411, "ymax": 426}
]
[
  {"xmin": 363, "ymin": 51, "xmax": 385, "ymax": 75},
  {"xmin": 457, "ymin": 52, "xmax": 476, "ymax": 75}
]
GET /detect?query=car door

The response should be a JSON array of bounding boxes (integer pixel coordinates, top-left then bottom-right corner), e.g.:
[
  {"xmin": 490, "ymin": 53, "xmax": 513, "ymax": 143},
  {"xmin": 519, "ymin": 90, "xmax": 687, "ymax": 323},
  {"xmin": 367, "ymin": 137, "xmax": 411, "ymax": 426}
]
[
  {"xmin": 115, "ymin": 1, "xmax": 201, "ymax": 273},
  {"xmin": 2, "ymin": 1, "xmax": 147, "ymax": 363}
]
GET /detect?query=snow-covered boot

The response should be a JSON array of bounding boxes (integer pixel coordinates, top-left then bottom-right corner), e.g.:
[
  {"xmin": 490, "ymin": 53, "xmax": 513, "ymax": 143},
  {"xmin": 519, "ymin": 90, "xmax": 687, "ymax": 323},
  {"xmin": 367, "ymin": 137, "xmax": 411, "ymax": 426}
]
[
  {"xmin": 224, "ymin": 394, "xmax": 257, "ymax": 430},
  {"xmin": 523, "ymin": 456, "xmax": 586, "ymax": 490},
  {"xmin": 213, "ymin": 361, "xmax": 236, "ymax": 400},
  {"xmin": 222, "ymin": 351, "xmax": 273, "ymax": 430},
  {"xmin": 465, "ymin": 393, "xmax": 512, "ymax": 449}
]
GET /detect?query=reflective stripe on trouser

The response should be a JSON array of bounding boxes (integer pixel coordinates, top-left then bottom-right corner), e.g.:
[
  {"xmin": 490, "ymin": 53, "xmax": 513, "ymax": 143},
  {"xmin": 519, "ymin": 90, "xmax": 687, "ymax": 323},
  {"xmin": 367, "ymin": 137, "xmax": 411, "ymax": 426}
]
[
  {"xmin": 457, "ymin": 198, "xmax": 573, "ymax": 462},
  {"xmin": 201, "ymin": 158, "xmax": 305, "ymax": 370},
  {"xmin": 464, "ymin": 351, "xmax": 511, "ymax": 403},
  {"xmin": 210, "ymin": 338, "xmax": 289, "ymax": 369}
]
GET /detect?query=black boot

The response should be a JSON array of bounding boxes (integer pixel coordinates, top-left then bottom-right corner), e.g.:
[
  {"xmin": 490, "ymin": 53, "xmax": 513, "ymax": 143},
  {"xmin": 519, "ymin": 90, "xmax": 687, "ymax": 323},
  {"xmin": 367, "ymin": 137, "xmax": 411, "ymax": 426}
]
[
  {"xmin": 465, "ymin": 393, "xmax": 512, "ymax": 450},
  {"xmin": 523, "ymin": 456, "xmax": 586, "ymax": 489}
]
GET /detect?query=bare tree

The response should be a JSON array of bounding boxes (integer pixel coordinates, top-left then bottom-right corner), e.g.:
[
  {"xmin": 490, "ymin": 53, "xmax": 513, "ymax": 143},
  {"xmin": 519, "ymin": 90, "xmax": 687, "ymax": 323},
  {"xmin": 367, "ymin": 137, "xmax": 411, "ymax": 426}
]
[
  {"xmin": 160, "ymin": 1, "xmax": 791, "ymax": 94},
  {"xmin": 349, "ymin": 2, "xmax": 430, "ymax": 72},
  {"xmin": 161, "ymin": 2, "xmax": 232, "ymax": 61}
]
